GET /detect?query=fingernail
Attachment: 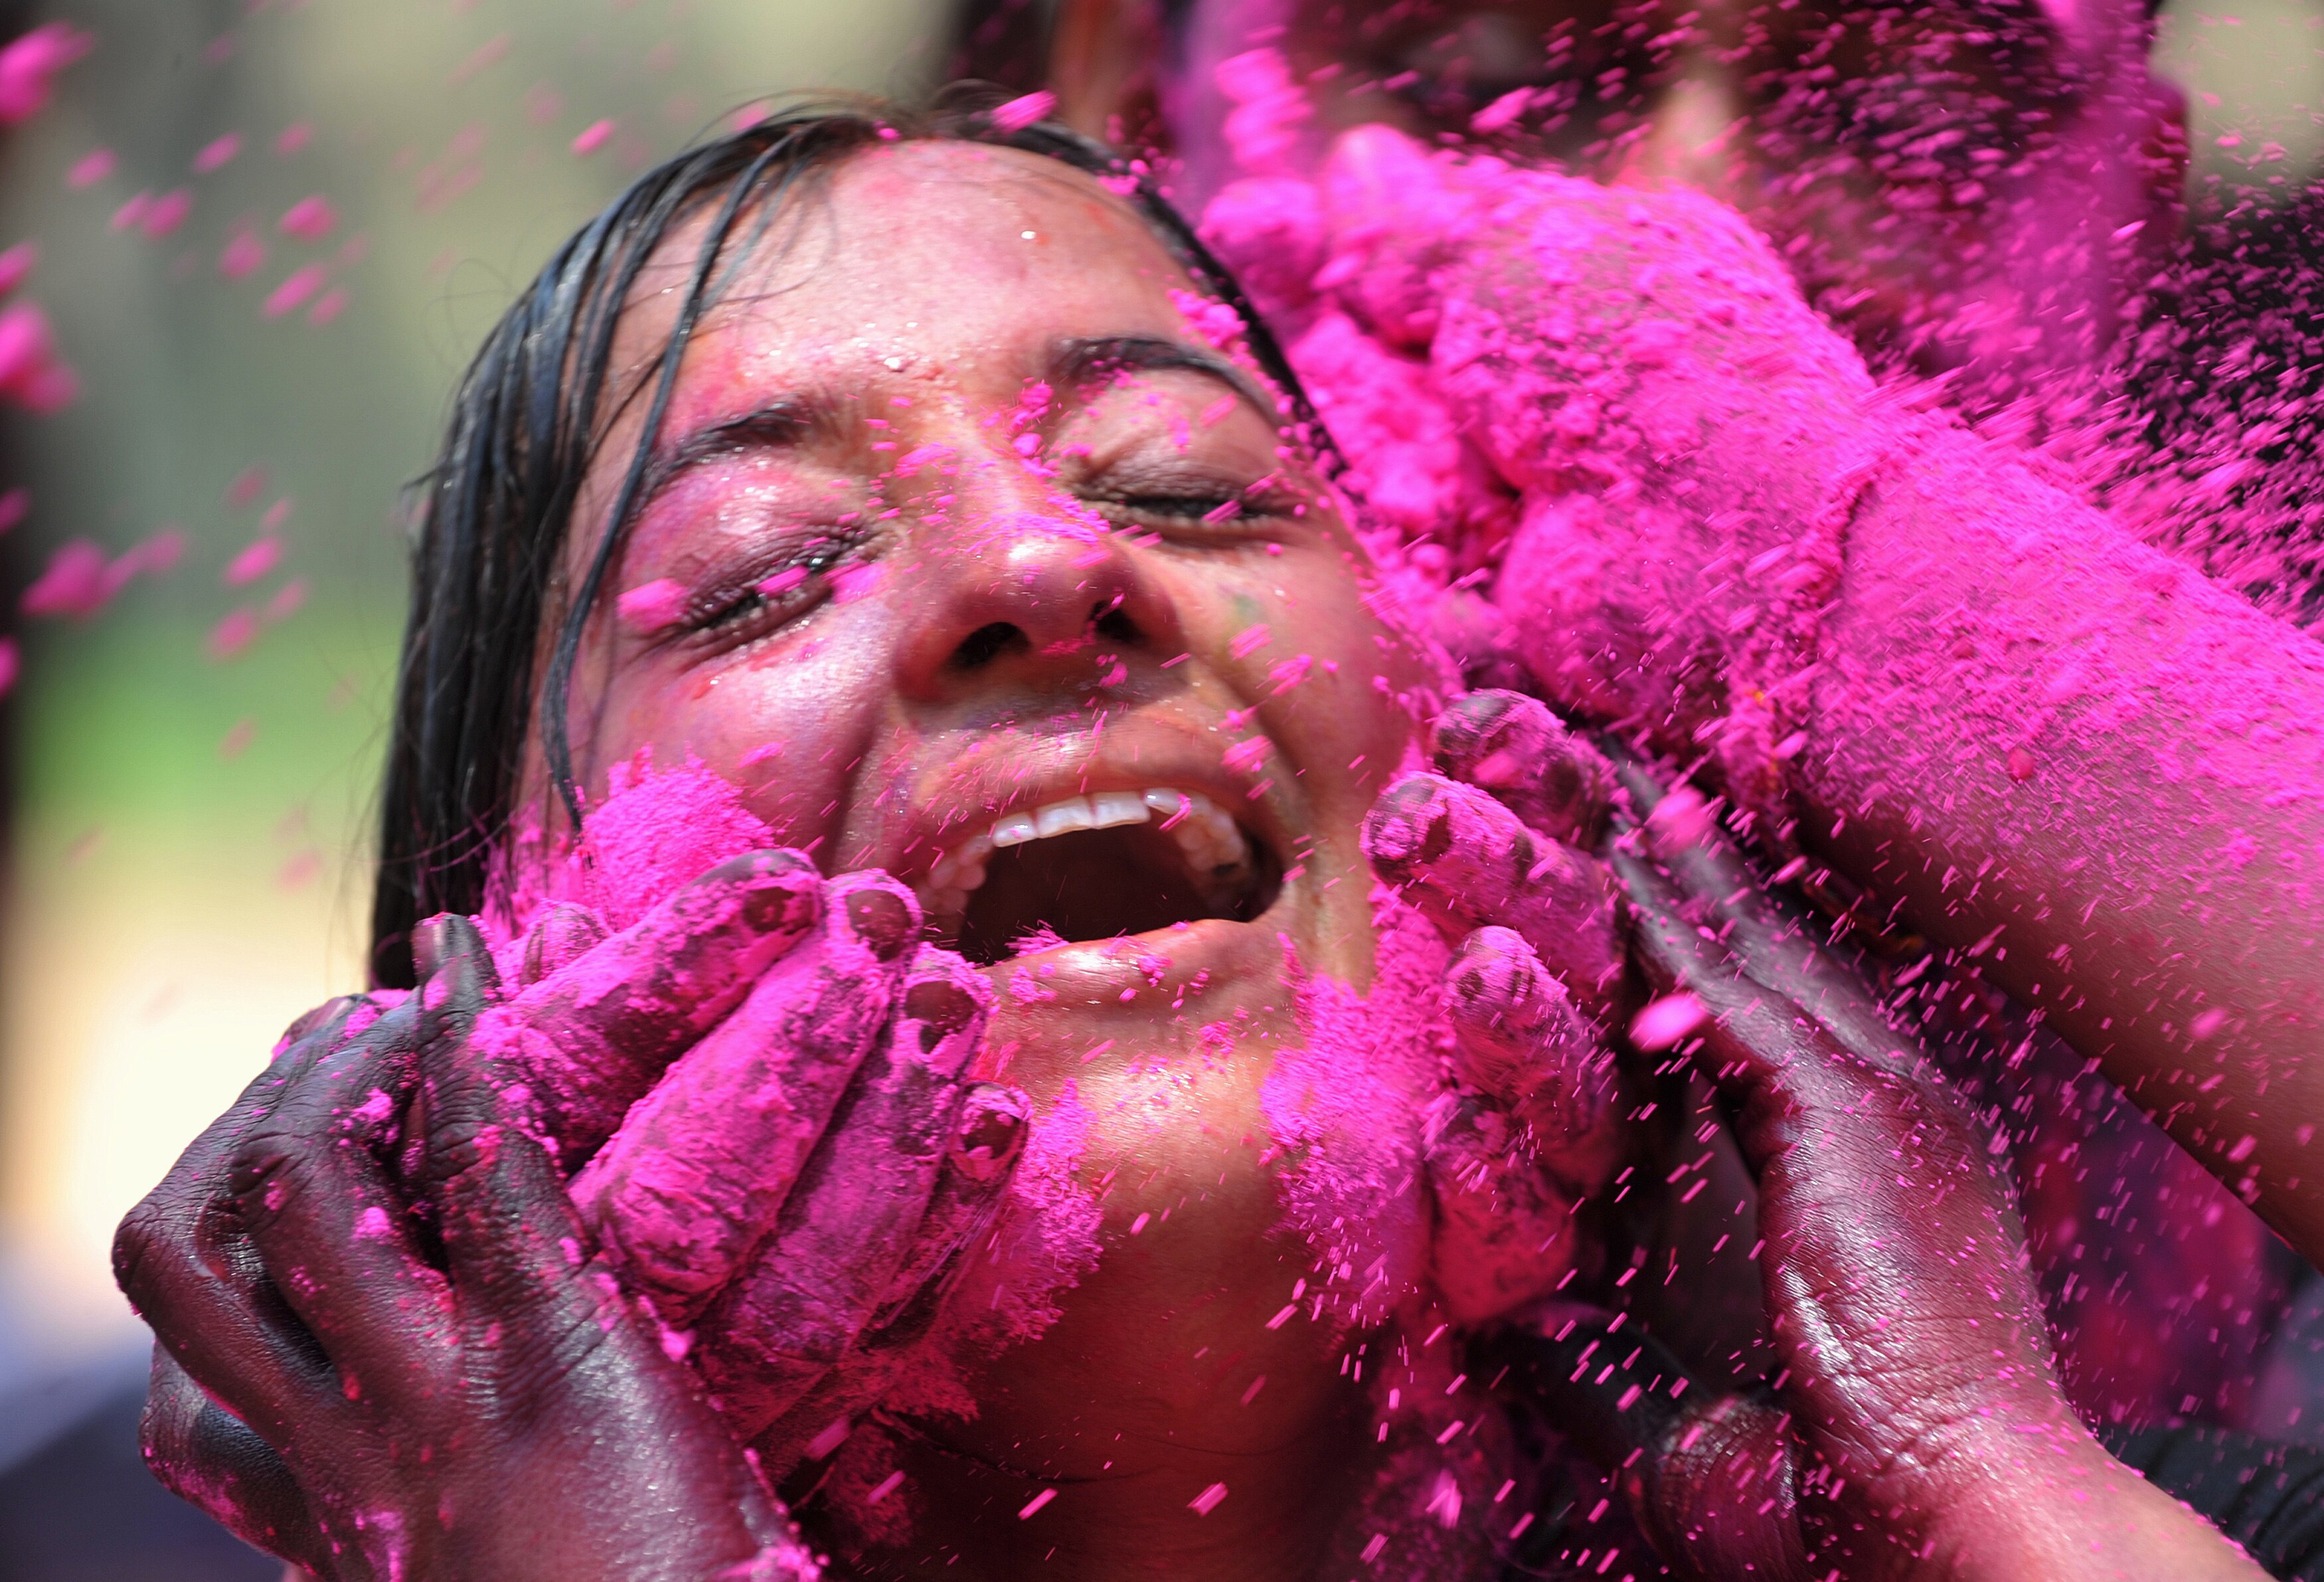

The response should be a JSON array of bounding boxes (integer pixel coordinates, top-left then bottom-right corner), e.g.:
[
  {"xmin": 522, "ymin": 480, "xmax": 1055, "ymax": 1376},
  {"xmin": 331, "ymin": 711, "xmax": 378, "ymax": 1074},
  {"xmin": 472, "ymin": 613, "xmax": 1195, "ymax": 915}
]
[
  {"xmin": 417, "ymin": 913, "xmax": 499, "ymax": 1014},
  {"xmin": 279, "ymin": 993, "xmax": 361, "ymax": 1051},
  {"xmin": 688, "ymin": 849, "xmax": 821, "ymax": 935},
  {"xmin": 950, "ymin": 1085, "xmax": 1030, "ymax": 1182},
  {"xmin": 1432, "ymin": 689, "xmax": 1519, "ymax": 766},
  {"xmin": 1365, "ymin": 777, "xmax": 1453, "ymax": 870},
  {"xmin": 906, "ymin": 980, "xmax": 979, "ymax": 1049},
  {"xmin": 843, "ymin": 885, "xmax": 919, "ymax": 962},
  {"xmin": 411, "ymin": 913, "xmax": 455, "ymax": 982},
  {"xmin": 521, "ymin": 903, "xmax": 610, "ymax": 985}
]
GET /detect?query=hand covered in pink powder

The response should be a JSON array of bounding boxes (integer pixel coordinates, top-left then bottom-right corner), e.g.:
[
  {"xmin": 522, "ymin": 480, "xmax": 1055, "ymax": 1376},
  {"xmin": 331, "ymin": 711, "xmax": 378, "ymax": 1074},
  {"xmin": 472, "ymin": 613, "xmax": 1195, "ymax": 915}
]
[
  {"xmin": 1487, "ymin": 774, "xmax": 2269, "ymax": 1582},
  {"xmin": 1364, "ymin": 690, "xmax": 1631, "ymax": 1326},
  {"xmin": 116, "ymin": 855, "xmax": 1031, "ymax": 1578},
  {"xmin": 1206, "ymin": 127, "xmax": 1896, "ymax": 846}
]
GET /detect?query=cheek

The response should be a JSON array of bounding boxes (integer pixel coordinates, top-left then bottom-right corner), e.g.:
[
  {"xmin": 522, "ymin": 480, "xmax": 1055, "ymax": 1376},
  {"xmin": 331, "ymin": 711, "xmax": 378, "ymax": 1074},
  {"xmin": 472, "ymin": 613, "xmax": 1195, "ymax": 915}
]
[
  {"xmin": 588, "ymin": 634, "xmax": 886, "ymax": 851},
  {"xmin": 1253, "ymin": 557, "xmax": 1439, "ymax": 762}
]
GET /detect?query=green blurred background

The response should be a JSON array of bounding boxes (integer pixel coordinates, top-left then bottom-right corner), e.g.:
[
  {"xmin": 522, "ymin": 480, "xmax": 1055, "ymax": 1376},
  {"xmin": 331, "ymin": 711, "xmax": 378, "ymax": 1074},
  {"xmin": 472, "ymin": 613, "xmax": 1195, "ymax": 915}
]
[
  {"xmin": 0, "ymin": 0, "xmax": 2315, "ymax": 1399},
  {"xmin": 0, "ymin": 0, "xmax": 957, "ymax": 1379}
]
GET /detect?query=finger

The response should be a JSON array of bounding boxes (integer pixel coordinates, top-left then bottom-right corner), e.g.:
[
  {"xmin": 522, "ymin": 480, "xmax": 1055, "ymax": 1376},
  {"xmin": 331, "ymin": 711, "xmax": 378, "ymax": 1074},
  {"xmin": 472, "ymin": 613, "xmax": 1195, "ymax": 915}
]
[
  {"xmin": 228, "ymin": 992, "xmax": 457, "ymax": 1417},
  {"xmin": 1610, "ymin": 750, "xmax": 1902, "ymax": 1070},
  {"xmin": 862, "ymin": 1080, "xmax": 1031, "ymax": 1344},
  {"xmin": 1422, "ymin": 1092, "xmax": 1586, "ymax": 1326},
  {"xmin": 412, "ymin": 914, "xmax": 635, "ymax": 1324},
  {"xmin": 1613, "ymin": 845, "xmax": 1936, "ymax": 1105},
  {"xmin": 1487, "ymin": 1312, "xmax": 1808, "ymax": 1582},
  {"xmin": 748, "ymin": 1081, "xmax": 1031, "ymax": 1478},
  {"xmin": 517, "ymin": 901, "xmax": 612, "ymax": 988},
  {"xmin": 480, "ymin": 850, "xmax": 823, "ymax": 1172},
  {"xmin": 1430, "ymin": 689, "xmax": 1614, "ymax": 847},
  {"xmin": 1365, "ymin": 771, "xmax": 1625, "ymax": 1012},
  {"xmin": 139, "ymin": 1348, "xmax": 330, "ymax": 1574},
  {"xmin": 570, "ymin": 873, "xmax": 920, "ymax": 1326},
  {"xmin": 1442, "ymin": 926, "xmax": 1621, "ymax": 1185},
  {"xmin": 695, "ymin": 948, "xmax": 996, "ymax": 1440},
  {"xmin": 1616, "ymin": 851, "xmax": 2062, "ymax": 1436},
  {"xmin": 410, "ymin": 917, "xmax": 794, "ymax": 1541},
  {"xmin": 114, "ymin": 997, "xmax": 390, "ymax": 1441}
]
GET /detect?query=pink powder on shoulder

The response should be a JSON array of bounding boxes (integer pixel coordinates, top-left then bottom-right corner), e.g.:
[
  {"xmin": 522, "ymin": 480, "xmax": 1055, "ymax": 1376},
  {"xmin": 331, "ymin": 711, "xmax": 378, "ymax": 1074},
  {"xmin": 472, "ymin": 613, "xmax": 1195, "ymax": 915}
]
[{"xmin": 578, "ymin": 753, "xmax": 777, "ymax": 932}]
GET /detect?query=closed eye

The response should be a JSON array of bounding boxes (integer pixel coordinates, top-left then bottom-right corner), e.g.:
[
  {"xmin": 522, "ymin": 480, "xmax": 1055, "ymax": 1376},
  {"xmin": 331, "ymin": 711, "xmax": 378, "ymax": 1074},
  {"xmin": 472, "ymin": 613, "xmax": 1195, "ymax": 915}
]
[
  {"xmin": 689, "ymin": 535, "xmax": 859, "ymax": 638},
  {"xmin": 1120, "ymin": 493, "xmax": 1243, "ymax": 522}
]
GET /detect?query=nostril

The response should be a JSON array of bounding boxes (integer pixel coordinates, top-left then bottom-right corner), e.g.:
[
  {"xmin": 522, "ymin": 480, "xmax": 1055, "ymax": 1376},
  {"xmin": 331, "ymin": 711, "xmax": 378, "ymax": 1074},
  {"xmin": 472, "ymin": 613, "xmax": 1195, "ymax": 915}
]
[
  {"xmin": 1093, "ymin": 604, "xmax": 1141, "ymax": 646},
  {"xmin": 950, "ymin": 622, "xmax": 1029, "ymax": 671}
]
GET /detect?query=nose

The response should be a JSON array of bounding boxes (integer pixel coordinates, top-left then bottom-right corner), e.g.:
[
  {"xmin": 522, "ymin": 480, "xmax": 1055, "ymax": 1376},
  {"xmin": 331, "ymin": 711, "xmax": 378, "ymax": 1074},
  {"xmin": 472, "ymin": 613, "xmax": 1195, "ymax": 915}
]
[{"xmin": 896, "ymin": 508, "xmax": 1184, "ymax": 700}]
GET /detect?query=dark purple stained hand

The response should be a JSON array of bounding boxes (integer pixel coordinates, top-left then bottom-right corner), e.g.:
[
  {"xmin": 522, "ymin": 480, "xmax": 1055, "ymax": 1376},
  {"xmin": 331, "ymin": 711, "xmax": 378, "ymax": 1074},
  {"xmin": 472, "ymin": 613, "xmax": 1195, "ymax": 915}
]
[{"xmin": 117, "ymin": 854, "xmax": 1031, "ymax": 1579}]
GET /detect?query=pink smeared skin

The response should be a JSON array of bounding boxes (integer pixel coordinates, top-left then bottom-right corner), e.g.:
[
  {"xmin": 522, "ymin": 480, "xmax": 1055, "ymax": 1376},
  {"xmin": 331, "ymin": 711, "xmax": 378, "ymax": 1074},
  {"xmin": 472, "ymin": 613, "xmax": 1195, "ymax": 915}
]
[
  {"xmin": 805, "ymin": 1086, "xmax": 1102, "ymax": 1539},
  {"xmin": 1423, "ymin": 1091, "xmax": 1586, "ymax": 1328},
  {"xmin": 471, "ymin": 847, "xmax": 824, "ymax": 1172},
  {"xmin": 1429, "ymin": 917, "xmax": 1624, "ymax": 1326},
  {"xmin": 924, "ymin": 1077, "xmax": 1102, "ymax": 1363},
  {"xmin": 1442, "ymin": 926, "xmax": 1619, "ymax": 1181},
  {"xmin": 1427, "ymin": 689, "xmax": 1614, "ymax": 848},
  {"xmin": 587, "ymin": 754, "xmax": 775, "ymax": 929},
  {"xmin": 479, "ymin": 752, "xmax": 1104, "ymax": 1487},
  {"xmin": 569, "ymin": 873, "xmax": 909, "ymax": 1325},
  {"xmin": 805, "ymin": 1080, "xmax": 1100, "ymax": 1538}
]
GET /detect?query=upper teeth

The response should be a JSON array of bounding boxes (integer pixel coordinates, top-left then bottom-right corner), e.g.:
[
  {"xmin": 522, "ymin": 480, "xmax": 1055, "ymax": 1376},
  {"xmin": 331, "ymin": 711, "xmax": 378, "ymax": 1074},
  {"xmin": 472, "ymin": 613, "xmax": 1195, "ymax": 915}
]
[{"xmin": 920, "ymin": 788, "xmax": 1253, "ymax": 924}]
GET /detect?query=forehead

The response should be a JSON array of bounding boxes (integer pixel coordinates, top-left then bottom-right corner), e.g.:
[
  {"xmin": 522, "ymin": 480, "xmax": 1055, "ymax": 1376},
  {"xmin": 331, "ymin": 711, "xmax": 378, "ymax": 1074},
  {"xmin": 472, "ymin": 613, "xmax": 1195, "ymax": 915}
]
[{"xmin": 618, "ymin": 141, "xmax": 1201, "ymax": 422}]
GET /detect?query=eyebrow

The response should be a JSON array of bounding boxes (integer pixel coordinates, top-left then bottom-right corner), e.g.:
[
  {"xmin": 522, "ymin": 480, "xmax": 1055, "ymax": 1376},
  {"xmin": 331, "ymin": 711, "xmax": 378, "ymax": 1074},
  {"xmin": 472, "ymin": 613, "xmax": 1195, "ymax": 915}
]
[
  {"xmin": 631, "ymin": 399, "xmax": 832, "ymax": 517},
  {"xmin": 630, "ymin": 333, "xmax": 1274, "ymax": 517},
  {"xmin": 1052, "ymin": 334, "xmax": 1275, "ymax": 416}
]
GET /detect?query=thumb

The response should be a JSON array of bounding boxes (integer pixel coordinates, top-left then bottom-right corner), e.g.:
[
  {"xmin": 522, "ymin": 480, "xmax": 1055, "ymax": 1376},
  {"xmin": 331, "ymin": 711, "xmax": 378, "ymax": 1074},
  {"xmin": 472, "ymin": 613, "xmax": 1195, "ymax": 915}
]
[{"xmin": 1491, "ymin": 1310, "xmax": 1811, "ymax": 1582}]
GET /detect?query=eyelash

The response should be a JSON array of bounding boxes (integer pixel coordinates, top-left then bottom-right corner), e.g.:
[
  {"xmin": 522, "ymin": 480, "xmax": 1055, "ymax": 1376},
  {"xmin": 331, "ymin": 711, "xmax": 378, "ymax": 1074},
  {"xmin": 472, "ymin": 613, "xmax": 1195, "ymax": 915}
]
[
  {"xmin": 1086, "ymin": 479, "xmax": 1290, "ymax": 534},
  {"xmin": 688, "ymin": 533, "xmax": 860, "ymax": 640}
]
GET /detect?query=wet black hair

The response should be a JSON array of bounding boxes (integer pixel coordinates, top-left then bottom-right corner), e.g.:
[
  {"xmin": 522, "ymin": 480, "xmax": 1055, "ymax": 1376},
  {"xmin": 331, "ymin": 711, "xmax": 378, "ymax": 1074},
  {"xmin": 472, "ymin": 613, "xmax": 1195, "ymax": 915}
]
[{"xmin": 370, "ymin": 94, "xmax": 1330, "ymax": 988}]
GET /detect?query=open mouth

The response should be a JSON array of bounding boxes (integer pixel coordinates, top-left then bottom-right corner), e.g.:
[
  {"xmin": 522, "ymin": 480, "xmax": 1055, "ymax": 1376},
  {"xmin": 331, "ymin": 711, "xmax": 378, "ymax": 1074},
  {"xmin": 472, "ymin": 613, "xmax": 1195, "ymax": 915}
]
[{"xmin": 920, "ymin": 788, "xmax": 1284, "ymax": 966}]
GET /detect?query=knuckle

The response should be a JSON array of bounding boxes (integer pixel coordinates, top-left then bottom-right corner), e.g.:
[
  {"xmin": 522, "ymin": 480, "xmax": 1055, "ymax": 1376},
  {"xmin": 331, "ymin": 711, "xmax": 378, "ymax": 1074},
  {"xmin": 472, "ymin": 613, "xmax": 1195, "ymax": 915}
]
[
  {"xmin": 223, "ymin": 1148, "xmax": 299, "ymax": 1235},
  {"xmin": 112, "ymin": 1190, "xmax": 197, "ymax": 1307},
  {"xmin": 424, "ymin": 1110, "xmax": 503, "ymax": 1187}
]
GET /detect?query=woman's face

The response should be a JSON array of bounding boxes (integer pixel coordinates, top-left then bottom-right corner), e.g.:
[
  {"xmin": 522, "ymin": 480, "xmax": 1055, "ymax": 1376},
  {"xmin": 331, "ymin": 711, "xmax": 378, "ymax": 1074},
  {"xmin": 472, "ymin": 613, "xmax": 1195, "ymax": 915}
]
[{"xmin": 539, "ymin": 140, "xmax": 1443, "ymax": 1500}]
